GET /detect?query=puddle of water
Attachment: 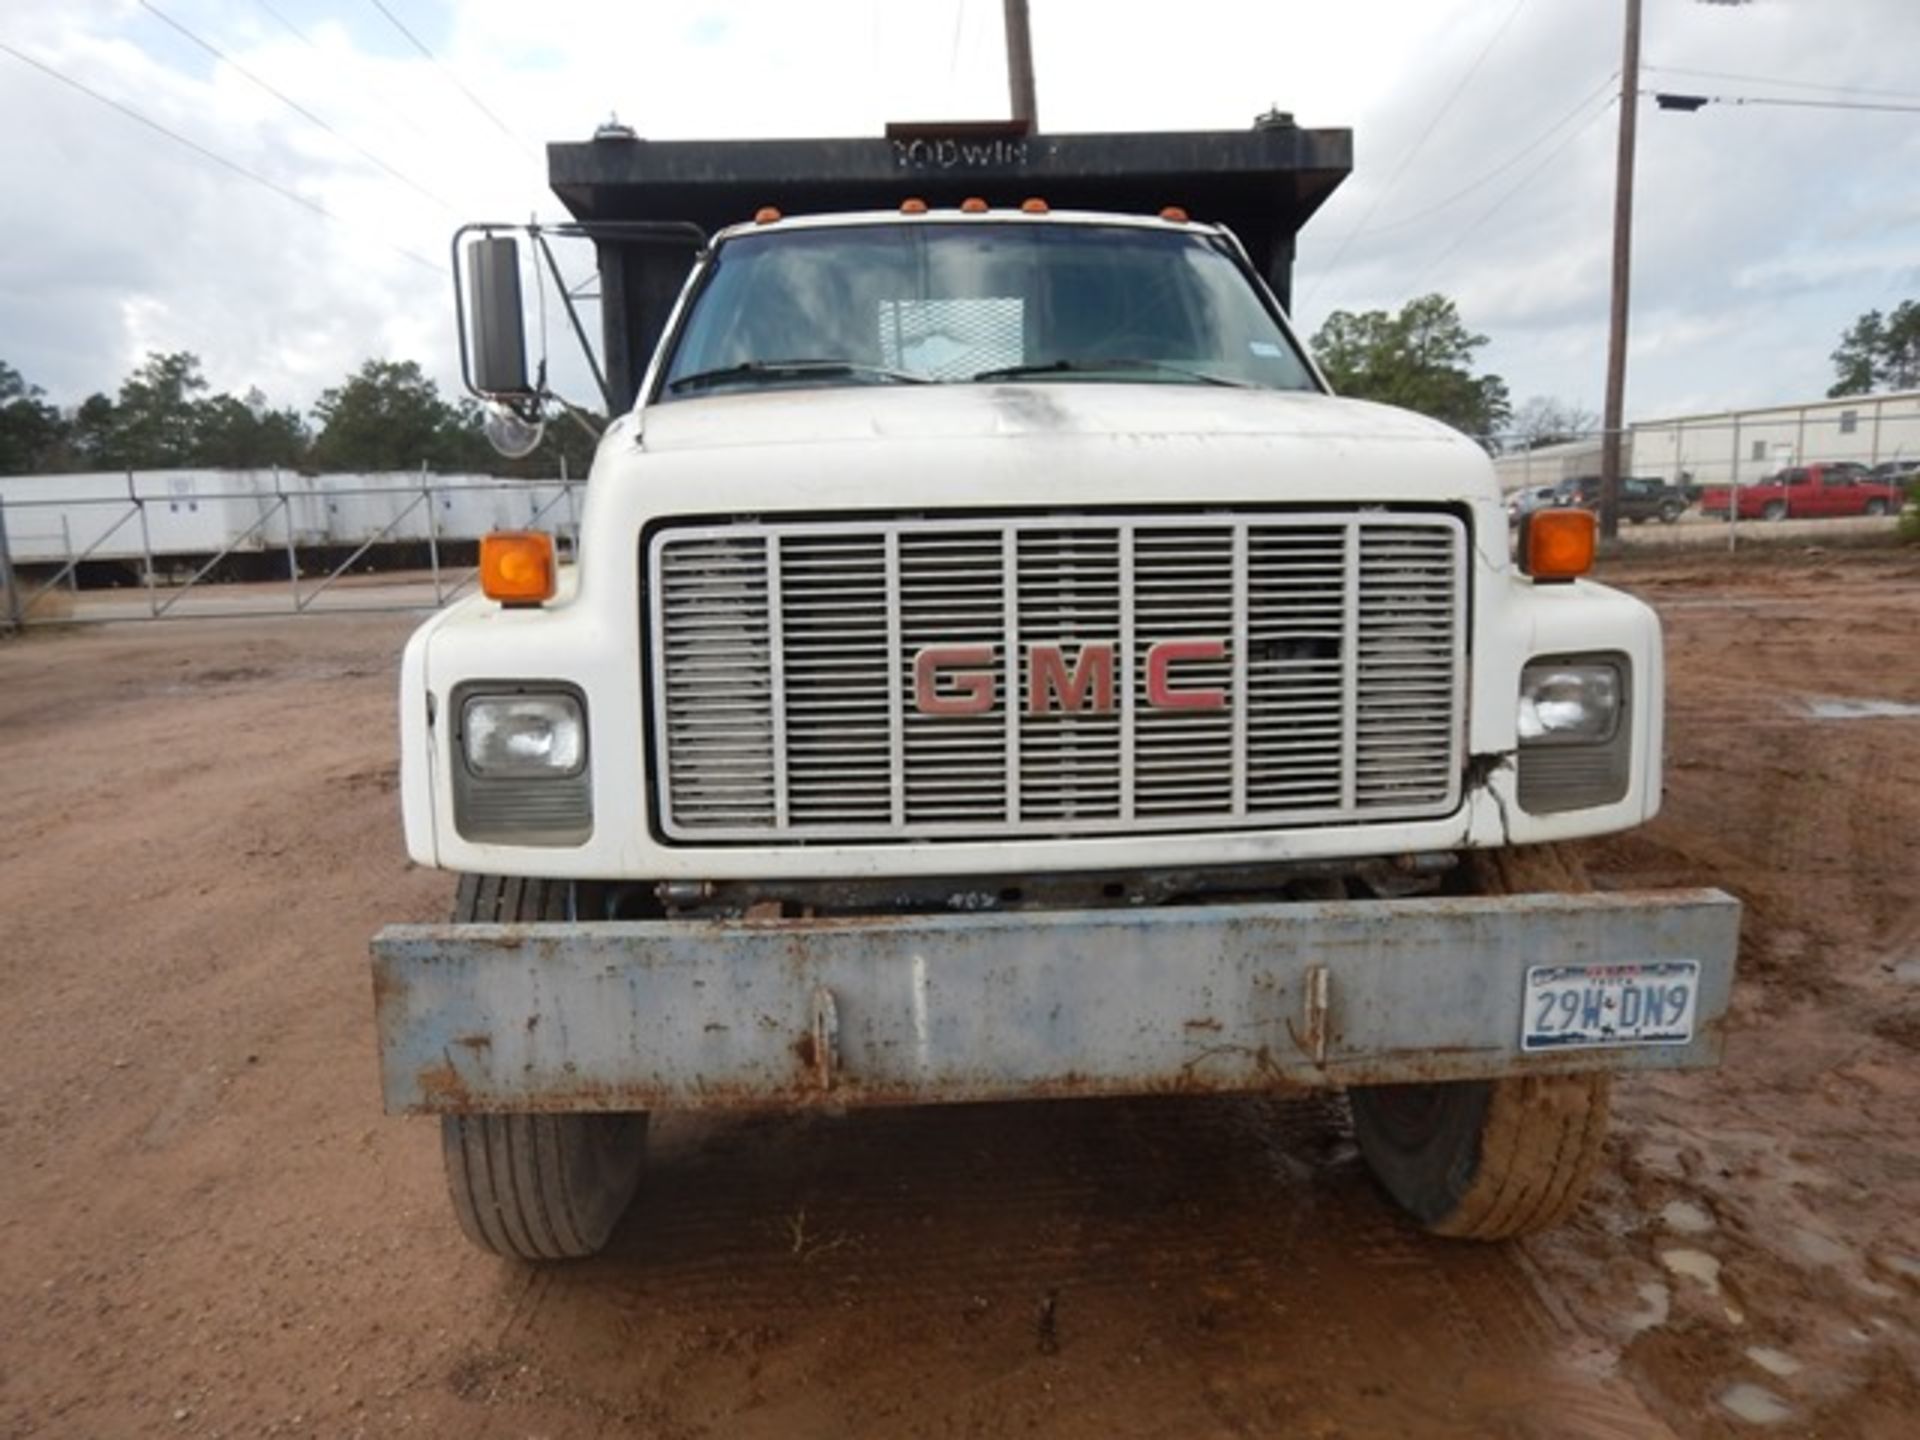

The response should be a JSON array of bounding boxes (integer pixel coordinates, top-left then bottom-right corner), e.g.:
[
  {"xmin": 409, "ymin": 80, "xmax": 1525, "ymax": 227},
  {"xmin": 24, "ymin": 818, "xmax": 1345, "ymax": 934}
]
[
  {"xmin": 1719, "ymin": 1382, "xmax": 1793, "ymax": 1425},
  {"xmin": 1789, "ymin": 1225, "xmax": 1852, "ymax": 1267},
  {"xmin": 1623, "ymin": 1281, "xmax": 1670, "ymax": 1337},
  {"xmin": 1744, "ymin": 1346, "xmax": 1801, "ymax": 1379},
  {"xmin": 1661, "ymin": 1248, "xmax": 1723, "ymax": 1295},
  {"xmin": 1803, "ymin": 697, "xmax": 1920, "ymax": 721},
  {"xmin": 1661, "ymin": 1200, "xmax": 1715, "ymax": 1235}
]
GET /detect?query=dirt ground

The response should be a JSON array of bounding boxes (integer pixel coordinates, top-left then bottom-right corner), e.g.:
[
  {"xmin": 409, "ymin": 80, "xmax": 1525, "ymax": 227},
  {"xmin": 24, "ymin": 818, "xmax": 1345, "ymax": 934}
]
[{"xmin": 2, "ymin": 546, "xmax": 1918, "ymax": 1438}]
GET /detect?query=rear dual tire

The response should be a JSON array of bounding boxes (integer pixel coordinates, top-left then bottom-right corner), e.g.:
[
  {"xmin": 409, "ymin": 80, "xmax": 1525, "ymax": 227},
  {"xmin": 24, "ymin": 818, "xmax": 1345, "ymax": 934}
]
[
  {"xmin": 440, "ymin": 876, "xmax": 646, "ymax": 1261},
  {"xmin": 1348, "ymin": 845, "xmax": 1612, "ymax": 1240}
]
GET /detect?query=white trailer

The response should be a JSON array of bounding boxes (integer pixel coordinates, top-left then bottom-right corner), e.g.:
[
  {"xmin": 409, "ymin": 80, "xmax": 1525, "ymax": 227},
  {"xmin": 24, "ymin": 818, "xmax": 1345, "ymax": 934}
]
[{"xmin": 0, "ymin": 469, "xmax": 580, "ymax": 580}]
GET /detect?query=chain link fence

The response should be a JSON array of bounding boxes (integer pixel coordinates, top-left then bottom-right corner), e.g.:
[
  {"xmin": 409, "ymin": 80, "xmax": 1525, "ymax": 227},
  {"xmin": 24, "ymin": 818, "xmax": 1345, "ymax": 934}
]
[
  {"xmin": 0, "ymin": 468, "xmax": 583, "ymax": 631},
  {"xmin": 7, "ymin": 410, "xmax": 1918, "ymax": 632},
  {"xmin": 1489, "ymin": 406, "xmax": 1919, "ymax": 545}
]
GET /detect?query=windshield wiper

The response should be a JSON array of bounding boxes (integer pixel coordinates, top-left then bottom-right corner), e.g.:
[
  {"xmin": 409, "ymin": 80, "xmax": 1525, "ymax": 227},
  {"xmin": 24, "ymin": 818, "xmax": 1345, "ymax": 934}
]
[
  {"xmin": 968, "ymin": 358, "xmax": 1253, "ymax": 388},
  {"xmin": 666, "ymin": 359, "xmax": 931, "ymax": 394}
]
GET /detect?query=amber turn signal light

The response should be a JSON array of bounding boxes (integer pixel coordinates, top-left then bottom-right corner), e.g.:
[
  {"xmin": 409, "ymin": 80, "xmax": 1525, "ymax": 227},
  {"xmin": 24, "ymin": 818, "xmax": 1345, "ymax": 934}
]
[
  {"xmin": 1521, "ymin": 508, "xmax": 1596, "ymax": 582},
  {"xmin": 481, "ymin": 531, "xmax": 557, "ymax": 604}
]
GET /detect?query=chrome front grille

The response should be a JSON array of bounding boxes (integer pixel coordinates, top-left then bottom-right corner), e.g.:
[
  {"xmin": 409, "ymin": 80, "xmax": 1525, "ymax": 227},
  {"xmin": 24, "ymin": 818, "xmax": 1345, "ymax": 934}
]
[{"xmin": 649, "ymin": 512, "xmax": 1466, "ymax": 841}]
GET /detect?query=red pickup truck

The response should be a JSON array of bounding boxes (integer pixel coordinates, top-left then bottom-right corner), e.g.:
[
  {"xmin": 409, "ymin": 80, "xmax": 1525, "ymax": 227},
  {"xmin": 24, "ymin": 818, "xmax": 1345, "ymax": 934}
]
[{"xmin": 1700, "ymin": 463, "xmax": 1904, "ymax": 521}]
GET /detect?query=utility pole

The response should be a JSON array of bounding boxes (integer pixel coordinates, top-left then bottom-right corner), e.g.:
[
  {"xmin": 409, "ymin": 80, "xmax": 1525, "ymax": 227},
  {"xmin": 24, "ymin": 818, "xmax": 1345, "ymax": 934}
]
[
  {"xmin": 1599, "ymin": 0, "xmax": 1642, "ymax": 540},
  {"xmin": 1003, "ymin": 0, "xmax": 1038, "ymax": 131}
]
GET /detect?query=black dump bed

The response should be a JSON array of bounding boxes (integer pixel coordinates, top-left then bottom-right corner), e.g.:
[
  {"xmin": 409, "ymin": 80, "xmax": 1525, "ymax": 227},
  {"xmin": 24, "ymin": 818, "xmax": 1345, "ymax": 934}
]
[{"xmin": 547, "ymin": 118, "xmax": 1351, "ymax": 408}]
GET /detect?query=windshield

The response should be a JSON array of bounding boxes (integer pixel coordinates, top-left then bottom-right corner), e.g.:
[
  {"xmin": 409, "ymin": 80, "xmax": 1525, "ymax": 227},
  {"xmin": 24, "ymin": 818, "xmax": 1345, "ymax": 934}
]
[{"xmin": 657, "ymin": 221, "xmax": 1320, "ymax": 399}]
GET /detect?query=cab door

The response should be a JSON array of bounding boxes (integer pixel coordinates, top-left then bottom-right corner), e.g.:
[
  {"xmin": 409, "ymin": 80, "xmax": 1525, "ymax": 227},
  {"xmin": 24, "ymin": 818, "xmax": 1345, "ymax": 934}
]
[{"xmin": 1815, "ymin": 467, "xmax": 1854, "ymax": 517}]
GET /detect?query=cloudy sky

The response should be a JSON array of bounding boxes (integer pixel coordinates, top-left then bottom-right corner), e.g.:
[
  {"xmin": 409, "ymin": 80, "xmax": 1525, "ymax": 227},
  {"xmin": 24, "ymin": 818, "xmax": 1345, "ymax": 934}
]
[{"xmin": 3, "ymin": 0, "xmax": 1918, "ymax": 431}]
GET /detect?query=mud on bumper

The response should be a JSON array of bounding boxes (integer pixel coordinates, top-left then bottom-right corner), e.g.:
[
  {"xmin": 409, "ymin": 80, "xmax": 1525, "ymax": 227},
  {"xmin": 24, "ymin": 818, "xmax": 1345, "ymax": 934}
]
[{"xmin": 370, "ymin": 890, "xmax": 1740, "ymax": 1114}]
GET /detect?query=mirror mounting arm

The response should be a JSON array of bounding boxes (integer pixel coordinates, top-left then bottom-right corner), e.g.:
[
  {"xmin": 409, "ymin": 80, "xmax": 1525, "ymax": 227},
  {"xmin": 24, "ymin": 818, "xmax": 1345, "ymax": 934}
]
[{"xmin": 451, "ymin": 219, "xmax": 708, "ymax": 416}]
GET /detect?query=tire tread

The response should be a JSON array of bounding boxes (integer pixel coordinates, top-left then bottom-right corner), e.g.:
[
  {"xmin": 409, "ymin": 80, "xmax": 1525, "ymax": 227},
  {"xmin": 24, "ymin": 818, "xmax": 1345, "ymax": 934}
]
[
  {"xmin": 1352, "ymin": 843, "xmax": 1613, "ymax": 1241},
  {"xmin": 1432, "ymin": 1073, "xmax": 1611, "ymax": 1239},
  {"xmin": 437, "ymin": 875, "xmax": 645, "ymax": 1261}
]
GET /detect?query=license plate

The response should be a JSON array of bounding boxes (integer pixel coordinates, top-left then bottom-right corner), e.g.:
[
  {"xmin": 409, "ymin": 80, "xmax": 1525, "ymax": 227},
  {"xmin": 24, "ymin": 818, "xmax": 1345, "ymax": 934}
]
[{"xmin": 1521, "ymin": 961, "xmax": 1699, "ymax": 1052}]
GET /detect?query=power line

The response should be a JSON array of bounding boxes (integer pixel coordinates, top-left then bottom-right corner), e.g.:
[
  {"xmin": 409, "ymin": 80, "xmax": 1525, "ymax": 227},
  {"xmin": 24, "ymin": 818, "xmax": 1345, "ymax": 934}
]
[
  {"xmin": 1300, "ymin": 0, "xmax": 1531, "ymax": 312},
  {"xmin": 137, "ymin": 0, "xmax": 456, "ymax": 212},
  {"xmin": 947, "ymin": 0, "xmax": 967, "ymax": 85},
  {"xmin": 363, "ymin": 0, "xmax": 540, "ymax": 163},
  {"xmin": 251, "ymin": 0, "xmax": 321, "ymax": 51},
  {"xmin": 1651, "ymin": 90, "xmax": 1920, "ymax": 116},
  {"xmin": 1344, "ymin": 71, "xmax": 1618, "ymax": 243},
  {"xmin": 1644, "ymin": 64, "xmax": 1920, "ymax": 104},
  {"xmin": 0, "ymin": 41, "xmax": 442, "ymax": 274},
  {"xmin": 248, "ymin": 0, "xmax": 518, "ymax": 211},
  {"xmin": 1403, "ymin": 95, "xmax": 1618, "ymax": 298}
]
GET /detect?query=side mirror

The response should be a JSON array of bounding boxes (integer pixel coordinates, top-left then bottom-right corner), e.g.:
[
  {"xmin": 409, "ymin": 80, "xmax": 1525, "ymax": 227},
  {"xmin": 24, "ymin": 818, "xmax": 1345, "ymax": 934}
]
[{"xmin": 466, "ymin": 237, "xmax": 532, "ymax": 397}]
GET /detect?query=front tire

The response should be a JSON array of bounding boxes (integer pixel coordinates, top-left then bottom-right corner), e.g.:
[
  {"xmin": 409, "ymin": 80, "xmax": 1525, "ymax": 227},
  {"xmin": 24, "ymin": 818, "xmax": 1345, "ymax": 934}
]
[
  {"xmin": 1348, "ymin": 845, "xmax": 1612, "ymax": 1240},
  {"xmin": 1349, "ymin": 1073, "xmax": 1611, "ymax": 1239},
  {"xmin": 1762, "ymin": 500, "xmax": 1788, "ymax": 521},
  {"xmin": 440, "ymin": 876, "xmax": 646, "ymax": 1260},
  {"xmin": 443, "ymin": 1111, "xmax": 647, "ymax": 1261},
  {"xmin": 1865, "ymin": 498, "xmax": 1889, "ymax": 517}
]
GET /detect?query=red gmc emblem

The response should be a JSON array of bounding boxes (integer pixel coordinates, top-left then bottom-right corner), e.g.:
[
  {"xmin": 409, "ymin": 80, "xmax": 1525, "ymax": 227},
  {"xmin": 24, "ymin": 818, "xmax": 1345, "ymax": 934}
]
[{"xmin": 913, "ymin": 641, "xmax": 1227, "ymax": 715}]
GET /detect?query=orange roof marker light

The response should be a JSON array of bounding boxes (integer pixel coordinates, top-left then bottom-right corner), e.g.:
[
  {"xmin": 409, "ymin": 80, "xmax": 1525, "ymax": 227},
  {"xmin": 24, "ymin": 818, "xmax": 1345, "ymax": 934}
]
[
  {"xmin": 960, "ymin": 196, "xmax": 989, "ymax": 213},
  {"xmin": 1521, "ymin": 508, "xmax": 1597, "ymax": 583},
  {"xmin": 753, "ymin": 206, "xmax": 782, "ymax": 225},
  {"xmin": 1159, "ymin": 205, "xmax": 1190, "ymax": 223},
  {"xmin": 481, "ymin": 531, "xmax": 558, "ymax": 605},
  {"xmin": 1020, "ymin": 197, "xmax": 1049, "ymax": 214},
  {"xmin": 900, "ymin": 197, "xmax": 929, "ymax": 214}
]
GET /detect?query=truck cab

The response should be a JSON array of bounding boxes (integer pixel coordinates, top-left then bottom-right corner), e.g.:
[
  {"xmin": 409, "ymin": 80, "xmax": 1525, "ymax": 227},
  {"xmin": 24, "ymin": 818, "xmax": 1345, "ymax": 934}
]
[{"xmin": 371, "ymin": 124, "xmax": 1739, "ymax": 1262}]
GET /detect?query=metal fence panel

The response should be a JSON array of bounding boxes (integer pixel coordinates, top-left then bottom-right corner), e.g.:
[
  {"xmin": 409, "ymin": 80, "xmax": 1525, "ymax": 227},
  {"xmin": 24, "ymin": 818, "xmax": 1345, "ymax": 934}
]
[{"xmin": 0, "ymin": 470, "xmax": 583, "ymax": 629}]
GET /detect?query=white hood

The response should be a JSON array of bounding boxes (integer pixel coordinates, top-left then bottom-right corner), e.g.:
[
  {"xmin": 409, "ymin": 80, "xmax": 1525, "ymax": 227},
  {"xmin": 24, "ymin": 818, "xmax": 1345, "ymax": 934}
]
[
  {"xmin": 597, "ymin": 383, "xmax": 1499, "ymax": 518},
  {"xmin": 638, "ymin": 382, "xmax": 1466, "ymax": 452}
]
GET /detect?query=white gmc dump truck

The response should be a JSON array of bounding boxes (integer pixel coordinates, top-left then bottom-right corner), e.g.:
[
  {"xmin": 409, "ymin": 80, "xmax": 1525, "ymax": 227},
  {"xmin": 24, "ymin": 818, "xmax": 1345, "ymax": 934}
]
[{"xmin": 370, "ymin": 122, "xmax": 1739, "ymax": 1261}]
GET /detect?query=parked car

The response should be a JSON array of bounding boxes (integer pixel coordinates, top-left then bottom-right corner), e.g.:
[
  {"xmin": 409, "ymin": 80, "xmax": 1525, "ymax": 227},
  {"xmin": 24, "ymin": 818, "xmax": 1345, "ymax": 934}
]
[
  {"xmin": 1553, "ymin": 475, "xmax": 1689, "ymax": 524},
  {"xmin": 1698, "ymin": 463, "xmax": 1905, "ymax": 521},
  {"xmin": 1505, "ymin": 484, "xmax": 1559, "ymax": 523}
]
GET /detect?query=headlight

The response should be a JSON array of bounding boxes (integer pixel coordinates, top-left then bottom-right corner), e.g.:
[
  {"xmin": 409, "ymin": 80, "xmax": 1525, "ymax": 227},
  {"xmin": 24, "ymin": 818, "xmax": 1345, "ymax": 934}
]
[
  {"xmin": 463, "ymin": 693, "xmax": 585, "ymax": 776},
  {"xmin": 452, "ymin": 685, "xmax": 592, "ymax": 845},
  {"xmin": 1517, "ymin": 662, "xmax": 1620, "ymax": 745},
  {"xmin": 1515, "ymin": 655, "xmax": 1631, "ymax": 815}
]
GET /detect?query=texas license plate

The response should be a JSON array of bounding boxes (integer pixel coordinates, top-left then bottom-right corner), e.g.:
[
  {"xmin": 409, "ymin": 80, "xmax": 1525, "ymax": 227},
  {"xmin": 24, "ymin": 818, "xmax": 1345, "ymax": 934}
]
[{"xmin": 1521, "ymin": 961, "xmax": 1699, "ymax": 1052}]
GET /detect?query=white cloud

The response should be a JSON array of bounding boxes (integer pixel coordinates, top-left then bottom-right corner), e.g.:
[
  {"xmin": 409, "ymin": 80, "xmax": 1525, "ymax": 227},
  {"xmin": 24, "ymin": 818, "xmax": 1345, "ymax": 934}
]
[{"xmin": 1, "ymin": 0, "xmax": 1917, "ymax": 431}]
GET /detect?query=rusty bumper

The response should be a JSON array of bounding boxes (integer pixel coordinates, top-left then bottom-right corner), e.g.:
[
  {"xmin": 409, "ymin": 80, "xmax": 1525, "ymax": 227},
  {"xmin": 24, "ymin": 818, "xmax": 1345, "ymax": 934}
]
[{"xmin": 369, "ymin": 889, "xmax": 1740, "ymax": 1114}]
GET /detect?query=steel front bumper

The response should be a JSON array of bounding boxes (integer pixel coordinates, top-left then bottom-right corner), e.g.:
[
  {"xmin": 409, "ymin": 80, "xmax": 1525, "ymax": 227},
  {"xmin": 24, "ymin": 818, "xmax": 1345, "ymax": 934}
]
[{"xmin": 370, "ymin": 890, "xmax": 1740, "ymax": 1114}]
